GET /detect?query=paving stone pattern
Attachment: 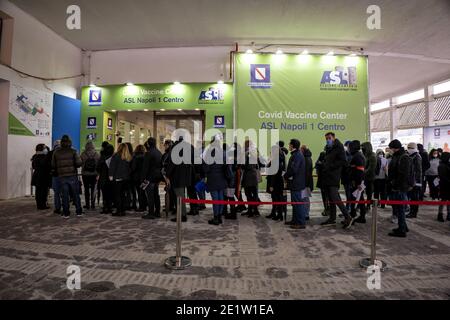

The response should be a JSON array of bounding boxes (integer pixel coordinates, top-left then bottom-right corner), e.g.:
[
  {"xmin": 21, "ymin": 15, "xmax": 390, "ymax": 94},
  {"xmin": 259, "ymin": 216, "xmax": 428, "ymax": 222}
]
[{"xmin": 0, "ymin": 192, "xmax": 449, "ymax": 300}]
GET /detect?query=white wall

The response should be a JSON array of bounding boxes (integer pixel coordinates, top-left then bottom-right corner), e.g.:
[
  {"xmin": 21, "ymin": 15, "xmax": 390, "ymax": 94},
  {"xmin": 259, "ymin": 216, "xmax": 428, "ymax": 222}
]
[
  {"xmin": 89, "ymin": 46, "xmax": 233, "ymax": 85},
  {"xmin": 0, "ymin": 0, "xmax": 83, "ymax": 199}
]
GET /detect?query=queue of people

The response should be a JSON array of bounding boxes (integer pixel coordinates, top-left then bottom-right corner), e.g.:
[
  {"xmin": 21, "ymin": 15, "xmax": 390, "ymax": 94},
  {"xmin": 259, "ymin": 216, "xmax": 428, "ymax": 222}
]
[{"xmin": 30, "ymin": 133, "xmax": 450, "ymax": 236}]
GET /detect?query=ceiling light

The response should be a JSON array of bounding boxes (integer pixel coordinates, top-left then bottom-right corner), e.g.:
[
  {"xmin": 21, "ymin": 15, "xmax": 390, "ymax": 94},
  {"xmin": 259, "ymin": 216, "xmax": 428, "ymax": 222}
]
[
  {"xmin": 111, "ymin": 109, "xmax": 116, "ymax": 112},
  {"xmin": 173, "ymin": 81, "xmax": 180, "ymax": 85},
  {"xmin": 160, "ymin": 109, "xmax": 165, "ymax": 111},
  {"xmin": 276, "ymin": 49, "xmax": 283, "ymax": 55},
  {"xmin": 217, "ymin": 80, "xmax": 224, "ymax": 84},
  {"xmin": 89, "ymin": 83, "xmax": 96, "ymax": 87},
  {"xmin": 177, "ymin": 109, "xmax": 182, "ymax": 111},
  {"xmin": 195, "ymin": 108, "xmax": 200, "ymax": 111},
  {"xmin": 349, "ymin": 53, "xmax": 357, "ymax": 57},
  {"xmin": 326, "ymin": 51, "xmax": 334, "ymax": 56},
  {"xmin": 127, "ymin": 109, "xmax": 132, "ymax": 112},
  {"xmin": 301, "ymin": 50, "xmax": 309, "ymax": 55},
  {"xmin": 246, "ymin": 49, "xmax": 253, "ymax": 54},
  {"xmin": 126, "ymin": 82, "xmax": 134, "ymax": 86},
  {"xmin": 143, "ymin": 109, "xmax": 149, "ymax": 112}
]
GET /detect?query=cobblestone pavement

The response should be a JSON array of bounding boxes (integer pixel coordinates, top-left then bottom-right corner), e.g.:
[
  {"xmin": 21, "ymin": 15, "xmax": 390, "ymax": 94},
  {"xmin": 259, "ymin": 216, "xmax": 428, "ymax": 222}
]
[{"xmin": 0, "ymin": 191, "xmax": 449, "ymax": 300}]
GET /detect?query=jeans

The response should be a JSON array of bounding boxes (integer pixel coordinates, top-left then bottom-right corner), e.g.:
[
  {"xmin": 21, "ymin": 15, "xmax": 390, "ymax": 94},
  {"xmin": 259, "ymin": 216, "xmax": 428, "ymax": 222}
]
[
  {"xmin": 82, "ymin": 175, "xmax": 97, "ymax": 208},
  {"xmin": 408, "ymin": 186, "xmax": 421, "ymax": 216},
  {"xmin": 60, "ymin": 176, "xmax": 82, "ymax": 216},
  {"xmin": 374, "ymin": 179, "xmax": 387, "ymax": 207},
  {"xmin": 210, "ymin": 190, "xmax": 224, "ymax": 218},
  {"xmin": 52, "ymin": 176, "xmax": 61, "ymax": 211},
  {"xmin": 344, "ymin": 183, "xmax": 352, "ymax": 211},
  {"xmin": 324, "ymin": 186, "xmax": 350, "ymax": 221},
  {"xmin": 391, "ymin": 191, "xmax": 408, "ymax": 233},
  {"xmin": 291, "ymin": 190, "xmax": 307, "ymax": 226},
  {"xmin": 145, "ymin": 182, "xmax": 161, "ymax": 216}
]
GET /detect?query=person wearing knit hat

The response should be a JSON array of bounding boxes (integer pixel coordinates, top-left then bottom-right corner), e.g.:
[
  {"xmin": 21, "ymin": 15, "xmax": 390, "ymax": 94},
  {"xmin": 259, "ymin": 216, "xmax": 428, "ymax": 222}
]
[
  {"xmin": 386, "ymin": 139, "xmax": 410, "ymax": 237},
  {"xmin": 406, "ymin": 142, "xmax": 422, "ymax": 219}
]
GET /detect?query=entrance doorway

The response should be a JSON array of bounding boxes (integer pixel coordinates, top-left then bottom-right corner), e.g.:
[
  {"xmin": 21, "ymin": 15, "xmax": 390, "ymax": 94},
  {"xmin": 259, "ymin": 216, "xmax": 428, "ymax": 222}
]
[{"xmin": 116, "ymin": 110, "xmax": 205, "ymax": 151}]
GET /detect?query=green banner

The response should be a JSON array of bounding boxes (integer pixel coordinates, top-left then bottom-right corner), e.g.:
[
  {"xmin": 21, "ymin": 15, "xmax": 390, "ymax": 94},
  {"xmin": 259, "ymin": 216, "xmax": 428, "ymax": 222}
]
[
  {"xmin": 235, "ymin": 53, "xmax": 369, "ymax": 160},
  {"xmin": 81, "ymin": 83, "xmax": 233, "ymax": 149}
]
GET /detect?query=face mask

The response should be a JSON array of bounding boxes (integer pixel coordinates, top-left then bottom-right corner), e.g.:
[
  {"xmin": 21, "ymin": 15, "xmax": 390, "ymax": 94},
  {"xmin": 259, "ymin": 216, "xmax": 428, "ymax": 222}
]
[
  {"xmin": 42, "ymin": 149, "xmax": 48, "ymax": 155},
  {"xmin": 326, "ymin": 139, "xmax": 333, "ymax": 146},
  {"xmin": 407, "ymin": 148, "xmax": 415, "ymax": 155},
  {"xmin": 344, "ymin": 146, "xmax": 348, "ymax": 152}
]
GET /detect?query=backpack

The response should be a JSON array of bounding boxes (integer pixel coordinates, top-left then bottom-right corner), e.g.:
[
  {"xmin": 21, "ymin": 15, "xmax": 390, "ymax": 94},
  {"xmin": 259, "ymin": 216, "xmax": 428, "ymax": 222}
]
[
  {"xmin": 375, "ymin": 156, "xmax": 382, "ymax": 176},
  {"xmin": 83, "ymin": 156, "xmax": 97, "ymax": 173}
]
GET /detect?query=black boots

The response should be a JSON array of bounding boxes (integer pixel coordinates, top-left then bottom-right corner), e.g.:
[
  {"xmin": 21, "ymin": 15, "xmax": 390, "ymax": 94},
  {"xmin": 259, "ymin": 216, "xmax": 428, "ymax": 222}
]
[
  {"xmin": 224, "ymin": 207, "xmax": 237, "ymax": 220},
  {"xmin": 208, "ymin": 216, "xmax": 223, "ymax": 225},
  {"xmin": 437, "ymin": 212, "xmax": 445, "ymax": 222},
  {"xmin": 272, "ymin": 212, "xmax": 283, "ymax": 221}
]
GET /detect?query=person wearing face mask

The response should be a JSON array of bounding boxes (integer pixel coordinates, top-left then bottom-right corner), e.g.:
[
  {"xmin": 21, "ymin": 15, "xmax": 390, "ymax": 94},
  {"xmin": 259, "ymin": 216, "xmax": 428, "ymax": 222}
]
[
  {"xmin": 320, "ymin": 132, "xmax": 353, "ymax": 228},
  {"xmin": 425, "ymin": 149, "xmax": 440, "ymax": 200},
  {"xmin": 31, "ymin": 143, "xmax": 52, "ymax": 210},
  {"xmin": 406, "ymin": 142, "xmax": 422, "ymax": 219}
]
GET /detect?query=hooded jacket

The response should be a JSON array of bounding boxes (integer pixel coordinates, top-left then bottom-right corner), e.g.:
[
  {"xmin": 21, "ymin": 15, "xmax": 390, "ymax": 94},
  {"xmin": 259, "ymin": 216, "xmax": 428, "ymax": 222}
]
[
  {"xmin": 80, "ymin": 142, "xmax": 100, "ymax": 176},
  {"xmin": 322, "ymin": 139, "xmax": 346, "ymax": 187},
  {"xmin": 387, "ymin": 147, "xmax": 411, "ymax": 192},
  {"xmin": 52, "ymin": 138, "xmax": 82, "ymax": 178},
  {"xmin": 349, "ymin": 141, "xmax": 366, "ymax": 187},
  {"xmin": 303, "ymin": 148, "xmax": 314, "ymax": 191},
  {"xmin": 361, "ymin": 142, "xmax": 377, "ymax": 182}
]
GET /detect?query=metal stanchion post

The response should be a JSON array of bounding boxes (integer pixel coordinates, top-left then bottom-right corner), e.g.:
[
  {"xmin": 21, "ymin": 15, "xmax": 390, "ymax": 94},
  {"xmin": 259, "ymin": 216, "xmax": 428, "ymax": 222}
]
[
  {"xmin": 164, "ymin": 195, "xmax": 192, "ymax": 270},
  {"xmin": 359, "ymin": 199, "xmax": 387, "ymax": 271}
]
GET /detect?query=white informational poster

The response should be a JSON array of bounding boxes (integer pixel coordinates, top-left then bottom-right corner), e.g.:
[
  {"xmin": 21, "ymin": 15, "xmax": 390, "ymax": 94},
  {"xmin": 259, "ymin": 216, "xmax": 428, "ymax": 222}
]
[
  {"xmin": 371, "ymin": 131, "xmax": 391, "ymax": 151},
  {"xmin": 8, "ymin": 83, "xmax": 53, "ymax": 137},
  {"xmin": 395, "ymin": 128, "xmax": 423, "ymax": 147},
  {"xmin": 424, "ymin": 125, "xmax": 450, "ymax": 152}
]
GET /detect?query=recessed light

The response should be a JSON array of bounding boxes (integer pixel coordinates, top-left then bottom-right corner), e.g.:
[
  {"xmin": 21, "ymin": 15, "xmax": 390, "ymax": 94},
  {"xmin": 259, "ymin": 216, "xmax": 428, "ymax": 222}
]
[
  {"xmin": 143, "ymin": 109, "xmax": 149, "ymax": 112},
  {"xmin": 301, "ymin": 50, "xmax": 309, "ymax": 55},
  {"xmin": 246, "ymin": 49, "xmax": 253, "ymax": 54},
  {"xmin": 195, "ymin": 108, "xmax": 200, "ymax": 111},
  {"xmin": 349, "ymin": 53, "xmax": 357, "ymax": 57},
  {"xmin": 217, "ymin": 80, "xmax": 224, "ymax": 84},
  {"xmin": 111, "ymin": 109, "xmax": 116, "ymax": 112},
  {"xmin": 126, "ymin": 82, "xmax": 134, "ymax": 86},
  {"xmin": 173, "ymin": 81, "xmax": 180, "ymax": 85},
  {"xmin": 127, "ymin": 109, "xmax": 132, "ymax": 112},
  {"xmin": 276, "ymin": 49, "xmax": 283, "ymax": 55},
  {"xmin": 177, "ymin": 109, "xmax": 182, "ymax": 111},
  {"xmin": 160, "ymin": 109, "xmax": 165, "ymax": 111},
  {"xmin": 89, "ymin": 84, "xmax": 96, "ymax": 87},
  {"xmin": 326, "ymin": 51, "xmax": 334, "ymax": 56}
]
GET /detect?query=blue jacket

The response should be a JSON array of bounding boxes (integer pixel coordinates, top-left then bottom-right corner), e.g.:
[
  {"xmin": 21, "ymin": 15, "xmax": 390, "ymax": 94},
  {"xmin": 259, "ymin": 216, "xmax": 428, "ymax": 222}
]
[{"xmin": 284, "ymin": 149, "xmax": 306, "ymax": 191}]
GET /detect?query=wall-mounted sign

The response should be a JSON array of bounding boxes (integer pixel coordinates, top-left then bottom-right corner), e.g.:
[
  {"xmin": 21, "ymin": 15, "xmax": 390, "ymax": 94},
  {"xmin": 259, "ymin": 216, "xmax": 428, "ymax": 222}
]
[
  {"xmin": 88, "ymin": 89, "xmax": 102, "ymax": 106},
  {"xmin": 87, "ymin": 117, "xmax": 97, "ymax": 129},
  {"xmin": 86, "ymin": 133, "xmax": 97, "ymax": 141},
  {"xmin": 214, "ymin": 115, "xmax": 225, "ymax": 128},
  {"xmin": 107, "ymin": 118, "xmax": 113, "ymax": 129}
]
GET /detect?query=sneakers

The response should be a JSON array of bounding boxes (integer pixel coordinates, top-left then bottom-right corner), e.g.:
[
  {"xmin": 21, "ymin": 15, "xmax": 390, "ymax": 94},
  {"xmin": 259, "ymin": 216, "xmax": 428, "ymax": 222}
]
[
  {"xmin": 342, "ymin": 217, "xmax": 354, "ymax": 229},
  {"xmin": 321, "ymin": 219, "xmax": 336, "ymax": 226},
  {"xmin": 76, "ymin": 213, "xmax": 83, "ymax": 217}
]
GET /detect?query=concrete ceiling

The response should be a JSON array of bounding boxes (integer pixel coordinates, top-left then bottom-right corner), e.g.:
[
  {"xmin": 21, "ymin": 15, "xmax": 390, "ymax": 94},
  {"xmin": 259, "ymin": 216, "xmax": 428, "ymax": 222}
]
[{"xmin": 9, "ymin": 0, "xmax": 450, "ymax": 101}]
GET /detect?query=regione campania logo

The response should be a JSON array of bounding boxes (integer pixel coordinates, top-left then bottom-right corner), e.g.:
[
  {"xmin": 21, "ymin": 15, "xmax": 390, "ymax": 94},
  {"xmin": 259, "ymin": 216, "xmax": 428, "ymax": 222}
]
[
  {"xmin": 248, "ymin": 64, "xmax": 273, "ymax": 89},
  {"xmin": 89, "ymin": 88, "xmax": 102, "ymax": 106}
]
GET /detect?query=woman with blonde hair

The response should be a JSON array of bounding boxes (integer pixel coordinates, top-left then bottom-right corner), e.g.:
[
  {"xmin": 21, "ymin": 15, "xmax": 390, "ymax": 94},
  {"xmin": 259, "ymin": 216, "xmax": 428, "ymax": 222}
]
[{"xmin": 109, "ymin": 143, "xmax": 132, "ymax": 216}]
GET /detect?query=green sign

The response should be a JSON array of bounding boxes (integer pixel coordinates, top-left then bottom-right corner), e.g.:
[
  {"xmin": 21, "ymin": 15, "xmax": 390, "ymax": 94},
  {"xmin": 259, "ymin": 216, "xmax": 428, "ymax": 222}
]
[
  {"xmin": 235, "ymin": 53, "xmax": 369, "ymax": 160},
  {"xmin": 80, "ymin": 83, "xmax": 233, "ymax": 149}
]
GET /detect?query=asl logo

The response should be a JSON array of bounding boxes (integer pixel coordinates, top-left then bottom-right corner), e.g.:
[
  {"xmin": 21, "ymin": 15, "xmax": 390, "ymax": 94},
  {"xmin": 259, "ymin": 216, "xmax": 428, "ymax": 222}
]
[
  {"xmin": 248, "ymin": 64, "xmax": 273, "ymax": 89},
  {"xmin": 198, "ymin": 87, "xmax": 224, "ymax": 102},
  {"xmin": 320, "ymin": 66, "xmax": 357, "ymax": 86},
  {"xmin": 214, "ymin": 115, "xmax": 225, "ymax": 128},
  {"xmin": 87, "ymin": 117, "xmax": 97, "ymax": 129},
  {"xmin": 89, "ymin": 89, "xmax": 102, "ymax": 106}
]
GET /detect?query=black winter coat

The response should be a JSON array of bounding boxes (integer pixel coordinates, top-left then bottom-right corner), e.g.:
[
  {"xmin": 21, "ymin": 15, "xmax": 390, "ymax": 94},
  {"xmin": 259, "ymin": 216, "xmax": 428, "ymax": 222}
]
[
  {"xmin": 349, "ymin": 151, "xmax": 365, "ymax": 187},
  {"xmin": 438, "ymin": 153, "xmax": 450, "ymax": 200},
  {"xmin": 130, "ymin": 153, "xmax": 145, "ymax": 183},
  {"xmin": 109, "ymin": 154, "xmax": 131, "ymax": 181},
  {"xmin": 266, "ymin": 148, "xmax": 286, "ymax": 193},
  {"xmin": 97, "ymin": 145, "xmax": 114, "ymax": 187},
  {"xmin": 142, "ymin": 147, "xmax": 163, "ymax": 183},
  {"xmin": 322, "ymin": 139, "xmax": 347, "ymax": 187},
  {"xmin": 387, "ymin": 148, "xmax": 411, "ymax": 192},
  {"xmin": 303, "ymin": 149, "xmax": 314, "ymax": 191},
  {"xmin": 166, "ymin": 140, "xmax": 195, "ymax": 188},
  {"xmin": 31, "ymin": 153, "xmax": 51, "ymax": 187}
]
